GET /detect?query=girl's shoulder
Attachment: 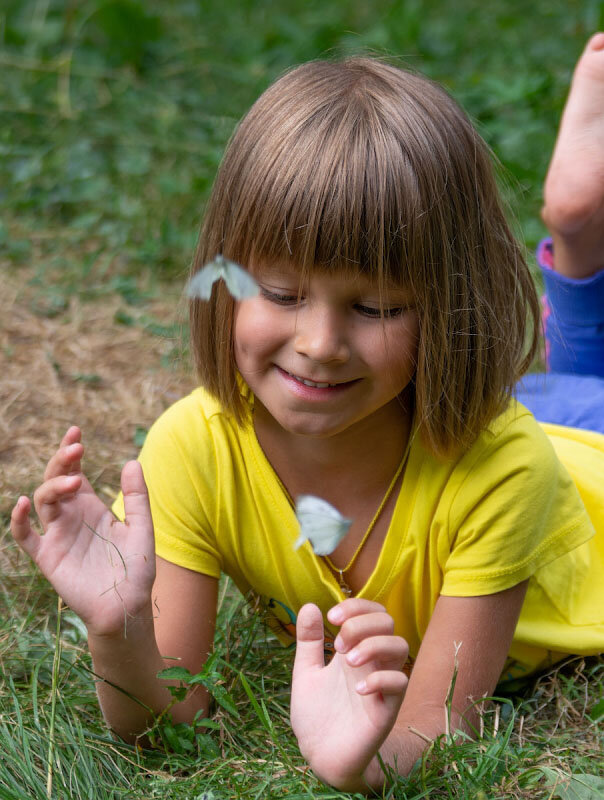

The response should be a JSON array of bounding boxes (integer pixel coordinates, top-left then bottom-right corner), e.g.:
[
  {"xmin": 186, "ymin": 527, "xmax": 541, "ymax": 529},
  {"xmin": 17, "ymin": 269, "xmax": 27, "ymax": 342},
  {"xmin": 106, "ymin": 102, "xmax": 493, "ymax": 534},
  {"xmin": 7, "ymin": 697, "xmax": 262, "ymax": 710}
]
[
  {"xmin": 481, "ymin": 397, "xmax": 552, "ymax": 447},
  {"xmin": 470, "ymin": 397, "xmax": 604, "ymax": 480},
  {"xmin": 413, "ymin": 398, "xmax": 595, "ymax": 556},
  {"xmin": 419, "ymin": 398, "xmax": 562, "ymax": 487},
  {"xmin": 427, "ymin": 399, "xmax": 597, "ymax": 598},
  {"xmin": 145, "ymin": 386, "xmax": 250, "ymax": 448}
]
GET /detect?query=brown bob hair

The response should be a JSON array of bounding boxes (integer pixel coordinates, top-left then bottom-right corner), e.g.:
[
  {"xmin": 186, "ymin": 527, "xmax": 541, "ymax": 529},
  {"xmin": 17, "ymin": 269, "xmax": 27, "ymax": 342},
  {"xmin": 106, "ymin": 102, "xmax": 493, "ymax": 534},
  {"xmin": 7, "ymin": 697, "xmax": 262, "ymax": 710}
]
[{"xmin": 189, "ymin": 57, "xmax": 540, "ymax": 457}]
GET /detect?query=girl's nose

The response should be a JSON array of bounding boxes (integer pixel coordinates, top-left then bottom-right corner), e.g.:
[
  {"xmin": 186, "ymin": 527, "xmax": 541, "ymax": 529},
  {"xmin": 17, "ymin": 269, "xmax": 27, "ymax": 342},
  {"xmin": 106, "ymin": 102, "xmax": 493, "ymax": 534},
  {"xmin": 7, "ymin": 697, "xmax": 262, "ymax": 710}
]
[{"xmin": 293, "ymin": 307, "xmax": 350, "ymax": 364}]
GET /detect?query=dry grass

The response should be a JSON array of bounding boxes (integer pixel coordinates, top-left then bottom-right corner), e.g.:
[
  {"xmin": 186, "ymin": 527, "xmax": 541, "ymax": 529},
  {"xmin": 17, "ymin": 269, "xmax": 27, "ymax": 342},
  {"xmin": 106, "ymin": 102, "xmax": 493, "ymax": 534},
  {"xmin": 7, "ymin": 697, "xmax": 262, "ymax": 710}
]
[{"xmin": 0, "ymin": 261, "xmax": 195, "ymax": 520}]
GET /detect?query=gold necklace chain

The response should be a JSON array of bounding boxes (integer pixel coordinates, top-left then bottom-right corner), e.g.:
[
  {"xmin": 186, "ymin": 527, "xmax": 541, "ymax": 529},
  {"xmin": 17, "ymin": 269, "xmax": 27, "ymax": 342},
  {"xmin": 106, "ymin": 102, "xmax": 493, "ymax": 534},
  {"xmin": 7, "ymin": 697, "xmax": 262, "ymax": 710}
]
[{"xmin": 323, "ymin": 449, "xmax": 408, "ymax": 597}]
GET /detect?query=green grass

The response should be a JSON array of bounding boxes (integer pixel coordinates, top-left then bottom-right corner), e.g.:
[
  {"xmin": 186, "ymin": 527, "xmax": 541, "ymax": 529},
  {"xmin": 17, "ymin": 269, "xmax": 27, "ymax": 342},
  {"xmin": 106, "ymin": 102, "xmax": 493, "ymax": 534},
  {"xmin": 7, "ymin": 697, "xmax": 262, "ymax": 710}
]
[
  {"xmin": 1, "ymin": 1, "xmax": 603, "ymax": 797},
  {"xmin": 0, "ymin": 570, "xmax": 602, "ymax": 799},
  {"xmin": 1, "ymin": 0, "xmax": 603, "ymax": 305}
]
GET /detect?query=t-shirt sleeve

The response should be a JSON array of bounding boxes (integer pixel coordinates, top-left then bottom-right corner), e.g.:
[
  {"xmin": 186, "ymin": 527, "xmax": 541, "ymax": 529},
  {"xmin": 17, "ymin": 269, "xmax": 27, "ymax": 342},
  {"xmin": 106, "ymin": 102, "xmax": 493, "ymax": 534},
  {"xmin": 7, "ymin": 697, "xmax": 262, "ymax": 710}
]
[
  {"xmin": 440, "ymin": 413, "xmax": 596, "ymax": 596},
  {"xmin": 112, "ymin": 394, "xmax": 223, "ymax": 578}
]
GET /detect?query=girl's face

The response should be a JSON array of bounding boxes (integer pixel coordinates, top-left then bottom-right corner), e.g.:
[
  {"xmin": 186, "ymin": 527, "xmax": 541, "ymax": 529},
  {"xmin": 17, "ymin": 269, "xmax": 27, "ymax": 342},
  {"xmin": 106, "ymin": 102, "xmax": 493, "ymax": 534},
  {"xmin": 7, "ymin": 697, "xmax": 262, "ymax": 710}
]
[{"xmin": 234, "ymin": 264, "xmax": 419, "ymax": 440}]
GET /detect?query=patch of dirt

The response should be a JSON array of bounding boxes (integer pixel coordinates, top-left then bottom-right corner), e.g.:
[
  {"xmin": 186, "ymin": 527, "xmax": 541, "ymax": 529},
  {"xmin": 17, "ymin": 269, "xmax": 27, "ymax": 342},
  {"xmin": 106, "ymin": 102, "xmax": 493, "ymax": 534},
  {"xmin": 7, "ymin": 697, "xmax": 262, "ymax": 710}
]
[{"xmin": 0, "ymin": 265, "xmax": 196, "ymax": 522}]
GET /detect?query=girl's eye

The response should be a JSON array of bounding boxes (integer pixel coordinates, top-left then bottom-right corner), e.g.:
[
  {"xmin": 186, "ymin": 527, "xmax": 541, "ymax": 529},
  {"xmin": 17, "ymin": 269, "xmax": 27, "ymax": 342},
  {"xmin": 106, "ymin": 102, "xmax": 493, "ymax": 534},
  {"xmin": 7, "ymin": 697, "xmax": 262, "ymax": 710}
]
[
  {"xmin": 260, "ymin": 287, "xmax": 300, "ymax": 305},
  {"xmin": 355, "ymin": 304, "xmax": 405, "ymax": 318},
  {"xmin": 259, "ymin": 287, "xmax": 408, "ymax": 317}
]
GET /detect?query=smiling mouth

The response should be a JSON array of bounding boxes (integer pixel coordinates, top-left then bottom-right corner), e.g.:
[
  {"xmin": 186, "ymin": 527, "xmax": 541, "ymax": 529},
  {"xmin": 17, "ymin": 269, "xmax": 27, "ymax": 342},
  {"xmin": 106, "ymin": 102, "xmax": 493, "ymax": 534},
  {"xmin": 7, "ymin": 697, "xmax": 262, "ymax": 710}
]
[{"xmin": 281, "ymin": 368, "xmax": 355, "ymax": 388}]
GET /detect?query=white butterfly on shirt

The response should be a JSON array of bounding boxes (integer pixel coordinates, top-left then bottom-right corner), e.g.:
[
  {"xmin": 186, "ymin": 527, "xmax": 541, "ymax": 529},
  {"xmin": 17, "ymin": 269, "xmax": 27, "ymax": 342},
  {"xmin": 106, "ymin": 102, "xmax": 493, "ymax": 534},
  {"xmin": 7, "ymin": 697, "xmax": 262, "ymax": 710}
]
[{"xmin": 294, "ymin": 495, "xmax": 352, "ymax": 556}]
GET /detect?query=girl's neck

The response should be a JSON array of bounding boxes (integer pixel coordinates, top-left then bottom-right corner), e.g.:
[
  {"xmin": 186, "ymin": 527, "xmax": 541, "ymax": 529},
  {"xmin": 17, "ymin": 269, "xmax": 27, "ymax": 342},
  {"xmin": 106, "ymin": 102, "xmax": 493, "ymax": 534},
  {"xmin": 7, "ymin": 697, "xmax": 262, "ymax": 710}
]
[{"xmin": 252, "ymin": 392, "xmax": 414, "ymax": 506}]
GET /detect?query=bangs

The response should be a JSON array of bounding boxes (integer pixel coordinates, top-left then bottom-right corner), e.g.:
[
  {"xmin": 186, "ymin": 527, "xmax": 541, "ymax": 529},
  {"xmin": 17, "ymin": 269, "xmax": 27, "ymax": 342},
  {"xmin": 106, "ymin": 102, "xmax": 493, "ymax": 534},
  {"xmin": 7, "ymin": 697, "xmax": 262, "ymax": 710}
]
[
  {"xmin": 209, "ymin": 60, "xmax": 440, "ymax": 291},
  {"xmin": 191, "ymin": 56, "xmax": 540, "ymax": 455}
]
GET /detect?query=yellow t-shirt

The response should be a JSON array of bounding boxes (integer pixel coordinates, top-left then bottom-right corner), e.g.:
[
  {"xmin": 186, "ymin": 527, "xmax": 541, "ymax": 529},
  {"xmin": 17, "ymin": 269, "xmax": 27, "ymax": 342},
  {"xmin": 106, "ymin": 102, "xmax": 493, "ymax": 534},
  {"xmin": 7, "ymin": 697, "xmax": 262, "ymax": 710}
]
[{"xmin": 112, "ymin": 388, "xmax": 604, "ymax": 680}]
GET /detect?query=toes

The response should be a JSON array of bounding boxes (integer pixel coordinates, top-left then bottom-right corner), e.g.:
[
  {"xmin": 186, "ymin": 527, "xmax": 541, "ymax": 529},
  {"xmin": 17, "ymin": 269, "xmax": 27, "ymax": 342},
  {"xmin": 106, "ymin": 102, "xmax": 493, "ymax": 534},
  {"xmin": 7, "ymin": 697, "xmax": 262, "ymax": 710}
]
[{"xmin": 586, "ymin": 32, "xmax": 604, "ymax": 54}]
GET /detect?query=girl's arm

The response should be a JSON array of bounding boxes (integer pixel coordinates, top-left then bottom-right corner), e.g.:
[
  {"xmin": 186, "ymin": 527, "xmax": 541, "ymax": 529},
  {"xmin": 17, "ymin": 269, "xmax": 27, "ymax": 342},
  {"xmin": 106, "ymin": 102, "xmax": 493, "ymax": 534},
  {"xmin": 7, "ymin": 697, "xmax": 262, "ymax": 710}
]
[
  {"xmin": 364, "ymin": 581, "xmax": 528, "ymax": 787},
  {"xmin": 90, "ymin": 559, "xmax": 218, "ymax": 741},
  {"xmin": 291, "ymin": 581, "xmax": 528, "ymax": 792},
  {"xmin": 10, "ymin": 427, "xmax": 218, "ymax": 742}
]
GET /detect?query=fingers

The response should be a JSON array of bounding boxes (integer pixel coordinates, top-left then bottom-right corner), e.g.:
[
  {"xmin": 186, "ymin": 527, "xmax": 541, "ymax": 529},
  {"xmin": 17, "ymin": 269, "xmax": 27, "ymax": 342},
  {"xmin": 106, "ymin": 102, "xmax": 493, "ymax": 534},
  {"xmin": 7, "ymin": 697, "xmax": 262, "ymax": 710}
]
[
  {"xmin": 356, "ymin": 669, "xmax": 408, "ymax": 698},
  {"xmin": 293, "ymin": 603, "xmax": 326, "ymax": 673},
  {"xmin": 13, "ymin": 428, "xmax": 84, "ymax": 550},
  {"xmin": 332, "ymin": 610, "xmax": 394, "ymax": 654},
  {"xmin": 33, "ymin": 474, "xmax": 82, "ymax": 525},
  {"xmin": 121, "ymin": 461, "xmax": 153, "ymax": 531},
  {"xmin": 10, "ymin": 495, "xmax": 41, "ymax": 561},
  {"xmin": 59, "ymin": 425, "xmax": 82, "ymax": 448},
  {"xmin": 328, "ymin": 597, "xmax": 410, "ymax": 676},
  {"xmin": 344, "ymin": 634, "xmax": 408, "ymax": 671},
  {"xmin": 327, "ymin": 597, "xmax": 388, "ymax": 627},
  {"xmin": 44, "ymin": 428, "xmax": 84, "ymax": 482}
]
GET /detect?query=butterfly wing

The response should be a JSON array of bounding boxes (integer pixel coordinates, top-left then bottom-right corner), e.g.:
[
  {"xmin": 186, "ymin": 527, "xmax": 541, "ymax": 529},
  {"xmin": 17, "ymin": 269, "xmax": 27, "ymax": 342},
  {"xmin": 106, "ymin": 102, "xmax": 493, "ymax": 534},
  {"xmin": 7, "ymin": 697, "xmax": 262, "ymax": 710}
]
[
  {"xmin": 187, "ymin": 256, "xmax": 259, "ymax": 301},
  {"xmin": 294, "ymin": 495, "xmax": 352, "ymax": 556},
  {"xmin": 221, "ymin": 259, "xmax": 260, "ymax": 300},
  {"xmin": 186, "ymin": 260, "xmax": 226, "ymax": 300}
]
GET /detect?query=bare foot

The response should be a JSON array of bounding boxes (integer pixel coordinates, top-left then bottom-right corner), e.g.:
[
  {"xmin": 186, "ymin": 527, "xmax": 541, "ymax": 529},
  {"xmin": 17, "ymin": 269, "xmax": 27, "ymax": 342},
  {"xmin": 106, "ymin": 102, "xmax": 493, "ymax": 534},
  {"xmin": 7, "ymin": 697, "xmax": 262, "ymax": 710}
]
[{"xmin": 542, "ymin": 32, "xmax": 604, "ymax": 278}]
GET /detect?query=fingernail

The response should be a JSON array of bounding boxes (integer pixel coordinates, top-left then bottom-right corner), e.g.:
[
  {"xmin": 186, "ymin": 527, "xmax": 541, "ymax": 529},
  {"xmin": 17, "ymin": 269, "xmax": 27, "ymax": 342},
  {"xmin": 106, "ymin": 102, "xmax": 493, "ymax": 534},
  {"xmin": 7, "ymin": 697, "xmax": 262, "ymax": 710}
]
[
  {"xmin": 355, "ymin": 680, "xmax": 367, "ymax": 693},
  {"xmin": 328, "ymin": 607, "xmax": 343, "ymax": 624},
  {"xmin": 334, "ymin": 634, "xmax": 347, "ymax": 653},
  {"xmin": 347, "ymin": 648, "xmax": 361, "ymax": 665}
]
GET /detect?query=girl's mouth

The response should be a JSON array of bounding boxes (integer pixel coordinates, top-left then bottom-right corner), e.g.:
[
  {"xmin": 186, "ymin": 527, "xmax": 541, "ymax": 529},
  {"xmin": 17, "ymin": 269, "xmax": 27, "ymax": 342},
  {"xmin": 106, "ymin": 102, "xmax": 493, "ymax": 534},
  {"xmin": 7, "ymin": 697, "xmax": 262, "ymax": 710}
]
[
  {"xmin": 285, "ymin": 371, "xmax": 337, "ymax": 388},
  {"xmin": 278, "ymin": 367, "xmax": 358, "ymax": 391}
]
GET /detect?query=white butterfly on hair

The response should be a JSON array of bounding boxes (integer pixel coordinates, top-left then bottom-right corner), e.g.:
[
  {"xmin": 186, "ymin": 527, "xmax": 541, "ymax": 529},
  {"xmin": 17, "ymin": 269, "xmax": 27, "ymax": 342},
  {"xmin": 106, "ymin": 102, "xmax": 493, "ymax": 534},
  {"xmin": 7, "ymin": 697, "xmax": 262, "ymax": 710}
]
[
  {"xmin": 294, "ymin": 495, "xmax": 352, "ymax": 556},
  {"xmin": 187, "ymin": 254, "xmax": 260, "ymax": 300}
]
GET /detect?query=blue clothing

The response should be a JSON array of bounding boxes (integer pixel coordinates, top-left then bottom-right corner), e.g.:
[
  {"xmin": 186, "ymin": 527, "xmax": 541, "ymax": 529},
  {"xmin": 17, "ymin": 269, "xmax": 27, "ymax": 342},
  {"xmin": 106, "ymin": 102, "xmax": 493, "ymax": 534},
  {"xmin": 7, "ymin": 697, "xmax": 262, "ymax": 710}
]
[
  {"xmin": 515, "ymin": 240, "xmax": 604, "ymax": 434},
  {"xmin": 516, "ymin": 373, "xmax": 604, "ymax": 435}
]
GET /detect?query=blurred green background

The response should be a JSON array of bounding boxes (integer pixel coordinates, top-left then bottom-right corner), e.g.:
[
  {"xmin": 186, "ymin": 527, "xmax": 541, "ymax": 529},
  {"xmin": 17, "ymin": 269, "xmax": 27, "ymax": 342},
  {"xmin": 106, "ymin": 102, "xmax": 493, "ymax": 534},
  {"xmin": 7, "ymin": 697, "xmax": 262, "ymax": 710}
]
[{"xmin": 1, "ymin": 0, "xmax": 603, "ymax": 303}]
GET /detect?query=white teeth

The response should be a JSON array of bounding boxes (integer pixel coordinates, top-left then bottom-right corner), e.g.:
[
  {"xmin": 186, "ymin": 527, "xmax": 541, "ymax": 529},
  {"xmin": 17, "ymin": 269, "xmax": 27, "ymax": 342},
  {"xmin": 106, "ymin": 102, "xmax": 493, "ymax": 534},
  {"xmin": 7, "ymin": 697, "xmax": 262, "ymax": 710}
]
[
  {"xmin": 302, "ymin": 379, "xmax": 331, "ymax": 388},
  {"xmin": 287, "ymin": 371, "xmax": 335, "ymax": 388}
]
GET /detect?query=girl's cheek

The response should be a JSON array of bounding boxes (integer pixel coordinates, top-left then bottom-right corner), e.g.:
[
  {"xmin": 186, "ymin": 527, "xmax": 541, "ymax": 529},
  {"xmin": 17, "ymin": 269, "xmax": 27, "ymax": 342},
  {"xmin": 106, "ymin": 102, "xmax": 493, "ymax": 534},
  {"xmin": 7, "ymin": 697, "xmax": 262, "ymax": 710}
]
[{"xmin": 234, "ymin": 302, "xmax": 289, "ymax": 359}]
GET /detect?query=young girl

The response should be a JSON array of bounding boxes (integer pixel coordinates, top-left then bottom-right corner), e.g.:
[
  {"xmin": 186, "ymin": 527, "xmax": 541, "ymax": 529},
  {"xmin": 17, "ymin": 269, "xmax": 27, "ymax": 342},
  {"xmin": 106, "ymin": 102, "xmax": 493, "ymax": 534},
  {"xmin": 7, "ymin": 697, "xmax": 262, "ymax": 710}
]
[{"xmin": 11, "ymin": 34, "xmax": 604, "ymax": 793}]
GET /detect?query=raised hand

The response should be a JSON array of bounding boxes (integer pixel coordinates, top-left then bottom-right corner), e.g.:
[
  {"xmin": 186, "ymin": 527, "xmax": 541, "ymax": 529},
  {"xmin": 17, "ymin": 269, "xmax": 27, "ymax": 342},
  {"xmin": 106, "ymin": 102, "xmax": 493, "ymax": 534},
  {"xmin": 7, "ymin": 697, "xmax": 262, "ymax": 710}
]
[
  {"xmin": 290, "ymin": 599, "xmax": 408, "ymax": 792},
  {"xmin": 10, "ymin": 427, "xmax": 156, "ymax": 638}
]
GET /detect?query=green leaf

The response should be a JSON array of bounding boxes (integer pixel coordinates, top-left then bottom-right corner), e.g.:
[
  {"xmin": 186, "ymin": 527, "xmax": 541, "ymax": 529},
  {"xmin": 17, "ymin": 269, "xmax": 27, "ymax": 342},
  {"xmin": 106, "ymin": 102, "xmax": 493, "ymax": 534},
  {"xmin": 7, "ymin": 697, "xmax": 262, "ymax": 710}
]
[
  {"xmin": 192, "ymin": 715, "xmax": 221, "ymax": 730},
  {"xmin": 156, "ymin": 666, "xmax": 191, "ymax": 682},
  {"xmin": 133, "ymin": 426, "xmax": 148, "ymax": 447},
  {"xmin": 588, "ymin": 696, "xmax": 604, "ymax": 722},
  {"xmin": 208, "ymin": 684, "xmax": 239, "ymax": 718},
  {"xmin": 161, "ymin": 723, "xmax": 193, "ymax": 753},
  {"xmin": 238, "ymin": 671, "xmax": 271, "ymax": 731},
  {"xmin": 195, "ymin": 733, "xmax": 220, "ymax": 760},
  {"xmin": 542, "ymin": 768, "xmax": 604, "ymax": 800}
]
